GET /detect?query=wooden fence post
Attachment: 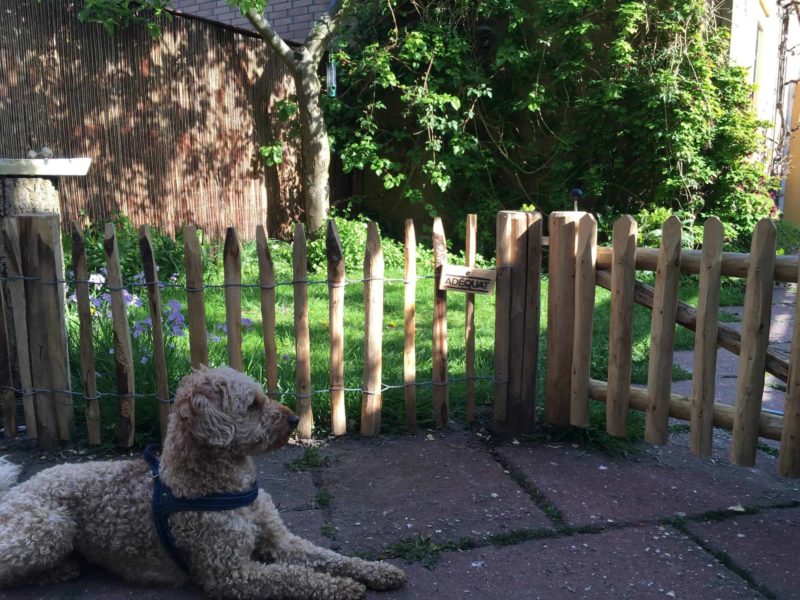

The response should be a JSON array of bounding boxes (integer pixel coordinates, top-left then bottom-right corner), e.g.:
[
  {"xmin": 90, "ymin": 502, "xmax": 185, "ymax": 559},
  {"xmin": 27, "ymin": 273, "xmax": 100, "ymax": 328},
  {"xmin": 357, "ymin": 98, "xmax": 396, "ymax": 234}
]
[
  {"xmin": 293, "ymin": 223, "xmax": 313, "ymax": 439},
  {"xmin": 432, "ymin": 217, "xmax": 448, "ymax": 428},
  {"xmin": 140, "ymin": 225, "xmax": 171, "ymax": 440},
  {"xmin": 494, "ymin": 212, "xmax": 513, "ymax": 423},
  {"xmin": 731, "ymin": 218, "xmax": 777, "ymax": 467},
  {"xmin": 404, "ymin": 219, "xmax": 417, "ymax": 433},
  {"xmin": 327, "ymin": 220, "xmax": 346, "ymax": 436},
  {"xmin": 521, "ymin": 212, "xmax": 543, "ymax": 432},
  {"xmin": 105, "ymin": 223, "xmax": 135, "ymax": 448},
  {"xmin": 361, "ymin": 223, "xmax": 384, "ymax": 437},
  {"xmin": 780, "ymin": 250, "xmax": 800, "ymax": 477},
  {"xmin": 19, "ymin": 215, "xmax": 71, "ymax": 446},
  {"xmin": 690, "ymin": 218, "xmax": 724, "ymax": 457},
  {"xmin": 545, "ymin": 211, "xmax": 581, "ymax": 426},
  {"xmin": 507, "ymin": 213, "xmax": 528, "ymax": 430},
  {"xmin": 570, "ymin": 214, "xmax": 597, "ymax": 428},
  {"xmin": 183, "ymin": 224, "xmax": 208, "ymax": 368},
  {"xmin": 1, "ymin": 219, "xmax": 36, "ymax": 439},
  {"xmin": 606, "ymin": 215, "xmax": 637, "ymax": 437},
  {"xmin": 465, "ymin": 214, "xmax": 477, "ymax": 423},
  {"xmin": 224, "ymin": 227, "xmax": 243, "ymax": 371},
  {"xmin": 72, "ymin": 222, "xmax": 101, "ymax": 444},
  {"xmin": 256, "ymin": 226, "xmax": 279, "ymax": 399},
  {"xmin": 645, "ymin": 216, "xmax": 682, "ymax": 445},
  {"xmin": 0, "ymin": 287, "xmax": 15, "ymax": 438}
]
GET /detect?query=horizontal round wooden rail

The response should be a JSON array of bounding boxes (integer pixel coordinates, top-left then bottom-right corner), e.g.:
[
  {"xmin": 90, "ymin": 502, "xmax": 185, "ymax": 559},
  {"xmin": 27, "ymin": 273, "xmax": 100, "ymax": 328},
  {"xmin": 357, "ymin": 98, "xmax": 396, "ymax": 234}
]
[
  {"xmin": 588, "ymin": 379, "xmax": 783, "ymax": 441},
  {"xmin": 596, "ymin": 247, "xmax": 799, "ymax": 283}
]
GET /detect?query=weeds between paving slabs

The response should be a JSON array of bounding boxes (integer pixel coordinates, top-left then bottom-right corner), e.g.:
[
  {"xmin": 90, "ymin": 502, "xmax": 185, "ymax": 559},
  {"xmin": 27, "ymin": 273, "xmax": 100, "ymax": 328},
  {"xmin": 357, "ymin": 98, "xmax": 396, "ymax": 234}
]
[{"xmin": 60, "ymin": 215, "xmax": 747, "ymax": 448}]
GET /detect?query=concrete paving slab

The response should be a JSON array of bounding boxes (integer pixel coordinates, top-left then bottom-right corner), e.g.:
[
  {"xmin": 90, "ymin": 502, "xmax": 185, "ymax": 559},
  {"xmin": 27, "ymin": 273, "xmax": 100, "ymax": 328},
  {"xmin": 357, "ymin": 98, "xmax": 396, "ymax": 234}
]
[
  {"xmin": 373, "ymin": 525, "xmax": 759, "ymax": 600},
  {"xmin": 254, "ymin": 443, "xmax": 318, "ymax": 511},
  {"xmin": 686, "ymin": 506, "xmax": 800, "ymax": 599},
  {"xmin": 320, "ymin": 431, "xmax": 553, "ymax": 552},
  {"xmin": 281, "ymin": 508, "xmax": 333, "ymax": 549},
  {"xmin": 498, "ymin": 434, "xmax": 799, "ymax": 528}
]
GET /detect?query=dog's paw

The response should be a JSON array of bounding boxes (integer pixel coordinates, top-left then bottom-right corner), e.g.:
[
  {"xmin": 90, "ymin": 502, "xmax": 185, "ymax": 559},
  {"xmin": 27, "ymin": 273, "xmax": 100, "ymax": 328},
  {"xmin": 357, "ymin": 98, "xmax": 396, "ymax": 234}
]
[
  {"xmin": 359, "ymin": 561, "xmax": 406, "ymax": 591},
  {"xmin": 328, "ymin": 576, "xmax": 367, "ymax": 600}
]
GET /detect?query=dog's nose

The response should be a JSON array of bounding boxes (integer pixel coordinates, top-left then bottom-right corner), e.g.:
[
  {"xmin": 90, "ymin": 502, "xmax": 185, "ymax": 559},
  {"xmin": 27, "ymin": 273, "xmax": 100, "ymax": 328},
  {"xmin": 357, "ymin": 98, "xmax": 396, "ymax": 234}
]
[{"xmin": 288, "ymin": 414, "xmax": 300, "ymax": 429}]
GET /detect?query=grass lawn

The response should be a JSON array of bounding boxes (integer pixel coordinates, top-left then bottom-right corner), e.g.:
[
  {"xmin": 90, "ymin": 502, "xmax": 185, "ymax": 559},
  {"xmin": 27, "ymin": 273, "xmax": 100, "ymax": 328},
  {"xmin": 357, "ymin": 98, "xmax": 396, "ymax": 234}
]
[{"xmin": 64, "ymin": 231, "xmax": 746, "ymax": 449}]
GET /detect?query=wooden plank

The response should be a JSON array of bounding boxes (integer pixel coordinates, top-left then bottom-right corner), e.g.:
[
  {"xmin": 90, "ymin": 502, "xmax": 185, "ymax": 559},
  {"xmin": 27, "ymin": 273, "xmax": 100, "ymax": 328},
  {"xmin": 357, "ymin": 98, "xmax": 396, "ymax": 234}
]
[
  {"xmin": 139, "ymin": 225, "xmax": 171, "ymax": 441},
  {"xmin": 645, "ymin": 216, "xmax": 683, "ymax": 445},
  {"xmin": 183, "ymin": 224, "xmax": 208, "ymax": 368},
  {"xmin": 1, "ymin": 219, "xmax": 35, "ymax": 438},
  {"xmin": 432, "ymin": 217, "xmax": 449, "ymax": 428},
  {"xmin": 606, "ymin": 215, "xmax": 637, "ymax": 437},
  {"xmin": 404, "ymin": 219, "xmax": 417, "ymax": 433},
  {"xmin": 0, "ymin": 287, "xmax": 15, "ymax": 438},
  {"xmin": 596, "ymin": 247, "xmax": 798, "ymax": 283},
  {"xmin": 293, "ymin": 223, "xmax": 313, "ymax": 439},
  {"xmin": 731, "ymin": 218, "xmax": 777, "ymax": 467},
  {"xmin": 19, "ymin": 216, "xmax": 71, "ymax": 446},
  {"xmin": 327, "ymin": 220, "xmax": 346, "ymax": 436},
  {"xmin": 256, "ymin": 226, "xmax": 279, "ymax": 399},
  {"xmin": 588, "ymin": 379, "xmax": 782, "ymax": 441},
  {"xmin": 570, "ymin": 214, "xmax": 597, "ymax": 428},
  {"xmin": 520, "ymin": 212, "xmax": 543, "ymax": 432},
  {"xmin": 507, "ymin": 213, "xmax": 529, "ymax": 431},
  {"xmin": 104, "ymin": 223, "xmax": 135, "ymax": 448},
  {"xmin": 465, "ymin": 214, "xmax": 477, "ymax": 423},
  {"xmin": 690, "ymin": 218, "xmax": 724, "ymax": 458},
  {"xmin": 780, "ymin": 250, "xmax": 800, "ymax": 477},
  {"xmin": 493, "ymin": 211, "xmax": 513, "ymax": 422},
  {"xmin": 545, "ymin": 211, "xmax": 581, "ymax": 426},
  {"xmin": 594, "ymin": 270, "xmax": 789, "ymax": 383},
  {"xmin": 361, "ymin": 223, "xmax": 384, "ymax": 437},
  {"xmin": 223, "ymin": 227, "xmax": 243, "ymax": 371},
  {"xmin": 72, "ymin": 222, "xmax": 101, "ymax": 444}
]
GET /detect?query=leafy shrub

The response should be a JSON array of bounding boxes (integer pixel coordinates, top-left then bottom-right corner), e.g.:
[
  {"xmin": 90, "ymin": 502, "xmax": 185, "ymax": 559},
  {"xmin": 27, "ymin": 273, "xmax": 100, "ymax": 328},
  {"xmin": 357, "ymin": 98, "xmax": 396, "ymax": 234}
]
[
  {"xmin": 776, "ymin": 219, "xmax": 800, "ymax": 256},
  {"xmin": 329, "ymin": 0, "xmax": 776, "ymax": 253}
]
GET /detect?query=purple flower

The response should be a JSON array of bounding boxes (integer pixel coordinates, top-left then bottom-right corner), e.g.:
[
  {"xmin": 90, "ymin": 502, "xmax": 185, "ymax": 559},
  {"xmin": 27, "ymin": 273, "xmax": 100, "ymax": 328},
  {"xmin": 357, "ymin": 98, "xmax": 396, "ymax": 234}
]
[
  {"xmin": 140, "ymin": 355, "xmax": 150, "ymax": 365},
  {"xmin": 168, "ymin": 299, "xmax": 182, "ymax": 311},
  {"xmin": 216, "ymin": 323, "xmax": 228, "ymax": 334},
  {"xmin": 207, "ymin": 333, "xmax": 222, "ymax": 343},
  {"xmin": 90, "ymin": 297, "xmax": 104, "ymax": 309},
  {"xmin": 132, "ymin": 272, "xmax": 146, "ymax": 284},
  {"xmin": 101, "ymin": 292, "xmax": 111, "ymax": 304},
  {"xmin": 241, "ymin": 317, "xmax": 253, "ymax": 330}
]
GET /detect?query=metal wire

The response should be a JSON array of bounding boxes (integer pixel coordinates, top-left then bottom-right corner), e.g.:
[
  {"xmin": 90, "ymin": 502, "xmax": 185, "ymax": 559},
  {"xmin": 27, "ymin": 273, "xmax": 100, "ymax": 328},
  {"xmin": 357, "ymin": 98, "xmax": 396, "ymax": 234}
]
[
  {"xmin": 0, "ymin": 375, "xmax": 496, "ymax": 408},
  {"xmin": 0, "ymin": 274, "xmax": 437, "ymax": 290}
]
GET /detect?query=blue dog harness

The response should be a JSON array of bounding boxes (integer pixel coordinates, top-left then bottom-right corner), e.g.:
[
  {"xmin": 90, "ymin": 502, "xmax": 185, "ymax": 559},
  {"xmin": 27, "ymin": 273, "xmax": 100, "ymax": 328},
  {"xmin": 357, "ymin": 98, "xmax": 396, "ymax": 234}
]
[{"xmin": 143, "ymin": 445, "xmax": 259, "ymax": 573}]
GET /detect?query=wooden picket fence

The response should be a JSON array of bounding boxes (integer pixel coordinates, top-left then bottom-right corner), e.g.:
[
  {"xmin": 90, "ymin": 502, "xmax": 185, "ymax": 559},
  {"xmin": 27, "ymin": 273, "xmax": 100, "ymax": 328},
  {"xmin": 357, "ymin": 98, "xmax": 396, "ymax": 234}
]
[
  {"xmin": 0, "ymin": 212, "xmax": 526, "ymax": 448},
  {"xmin": 2, "ymin": 210, "xmax": 798, "ymax": 480},
  {"xmin": 547, "ymin": 212, "xmax": 800, "ymax": 479}
]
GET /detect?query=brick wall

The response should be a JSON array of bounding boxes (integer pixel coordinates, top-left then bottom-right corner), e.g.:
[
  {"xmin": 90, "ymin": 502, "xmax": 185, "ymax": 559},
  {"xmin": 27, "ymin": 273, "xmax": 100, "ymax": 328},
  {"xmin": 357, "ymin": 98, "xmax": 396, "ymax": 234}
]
[{"xmin": 170, "ymin": 0, "xmax": 330, "ymax": 42}]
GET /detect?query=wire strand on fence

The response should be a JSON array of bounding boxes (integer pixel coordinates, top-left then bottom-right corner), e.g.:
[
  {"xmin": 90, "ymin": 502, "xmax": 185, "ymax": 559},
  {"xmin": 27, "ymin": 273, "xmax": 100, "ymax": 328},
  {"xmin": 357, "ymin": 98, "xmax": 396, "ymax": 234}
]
[
  {"xmin": 0, "ymin": 274, "xmax": 438, "ymax": 291},
  {"xmin": 0, "ymin": 374, "xmax": 498, "ymax": 408}
]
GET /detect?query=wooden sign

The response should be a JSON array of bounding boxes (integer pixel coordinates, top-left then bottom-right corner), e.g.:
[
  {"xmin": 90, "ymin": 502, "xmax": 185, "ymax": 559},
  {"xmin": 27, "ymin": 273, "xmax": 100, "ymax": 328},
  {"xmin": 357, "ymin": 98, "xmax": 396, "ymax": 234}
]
[{"xmin": 439, "ymin": 265, "xmax": 497, "ymax": 294}]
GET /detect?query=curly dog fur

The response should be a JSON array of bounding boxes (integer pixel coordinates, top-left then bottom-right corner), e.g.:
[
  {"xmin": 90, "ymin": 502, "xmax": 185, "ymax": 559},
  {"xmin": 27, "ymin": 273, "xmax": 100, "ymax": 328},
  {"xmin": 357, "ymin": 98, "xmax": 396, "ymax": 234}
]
[{"xmin": 0, "ymin": 366, "xmax": 405, "ymax": 599}]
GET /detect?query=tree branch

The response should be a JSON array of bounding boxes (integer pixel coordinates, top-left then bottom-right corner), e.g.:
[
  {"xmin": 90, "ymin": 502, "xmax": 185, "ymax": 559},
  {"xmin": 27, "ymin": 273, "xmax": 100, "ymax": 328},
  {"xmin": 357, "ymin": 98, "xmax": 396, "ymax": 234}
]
[
  {"xmin": 305, "ymin": 0, "xmax": 344, "ymax": 62},
  {"xmin": 245, "ymin": 8, "xmax": 298, "ymax": 73}
]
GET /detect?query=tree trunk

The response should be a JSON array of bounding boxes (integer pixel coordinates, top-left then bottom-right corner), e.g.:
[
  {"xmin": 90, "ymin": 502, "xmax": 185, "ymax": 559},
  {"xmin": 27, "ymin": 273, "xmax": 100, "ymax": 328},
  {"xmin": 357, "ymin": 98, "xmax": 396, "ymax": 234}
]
[{"xmin": 295, "ymin": 63, "xmax": 330, "ymax": 236}]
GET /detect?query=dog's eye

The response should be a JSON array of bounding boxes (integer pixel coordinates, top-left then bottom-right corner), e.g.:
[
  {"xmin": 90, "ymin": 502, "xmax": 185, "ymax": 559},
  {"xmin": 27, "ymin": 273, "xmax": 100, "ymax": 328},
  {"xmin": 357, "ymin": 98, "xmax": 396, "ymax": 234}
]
[{"xmin": 248, "ymin": 401, "xmax": 261, "ymax": 412}]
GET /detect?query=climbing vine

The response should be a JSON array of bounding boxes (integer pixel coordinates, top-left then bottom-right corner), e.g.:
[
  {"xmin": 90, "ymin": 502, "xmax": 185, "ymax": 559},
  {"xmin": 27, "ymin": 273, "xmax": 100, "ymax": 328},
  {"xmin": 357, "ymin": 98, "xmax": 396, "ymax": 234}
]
[{"xmin": 328, "ymin": 0, "xmax": 776, "ymax": 250}]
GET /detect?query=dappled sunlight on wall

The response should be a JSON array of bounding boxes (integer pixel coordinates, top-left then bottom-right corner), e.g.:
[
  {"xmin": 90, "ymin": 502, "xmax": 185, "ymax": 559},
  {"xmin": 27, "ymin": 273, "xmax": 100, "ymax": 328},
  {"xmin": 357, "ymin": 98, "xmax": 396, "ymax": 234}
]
[{"xmin": 0, "ymin": 0, "xmax": 302, "ymax": 240}]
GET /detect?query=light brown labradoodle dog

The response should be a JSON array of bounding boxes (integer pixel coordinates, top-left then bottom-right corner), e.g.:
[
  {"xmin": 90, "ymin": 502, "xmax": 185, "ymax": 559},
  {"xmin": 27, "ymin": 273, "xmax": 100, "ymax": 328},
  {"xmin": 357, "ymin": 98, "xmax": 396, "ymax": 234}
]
[{"xmin": 0, "ymin": 366, "xmax": 405, "ymax": 599}]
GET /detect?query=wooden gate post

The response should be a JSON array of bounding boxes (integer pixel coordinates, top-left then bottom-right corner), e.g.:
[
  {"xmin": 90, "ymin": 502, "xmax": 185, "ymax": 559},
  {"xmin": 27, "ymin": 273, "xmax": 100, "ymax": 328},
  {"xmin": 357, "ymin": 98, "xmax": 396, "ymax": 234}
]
[
  {"xmin": 545, "ymin": 211, "xmax": 583, "ymax": 426},
  {"xmin": 17, "ymin": 215, "xmax": 72, "ymax": 447}
]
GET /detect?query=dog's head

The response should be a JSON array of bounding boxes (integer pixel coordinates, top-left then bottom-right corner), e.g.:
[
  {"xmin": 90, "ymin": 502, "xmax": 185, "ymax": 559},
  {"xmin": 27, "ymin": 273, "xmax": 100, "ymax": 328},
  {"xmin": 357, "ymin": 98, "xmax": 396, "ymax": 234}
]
[{"xmin": 171, "ymin": 366, "xmax": 298, "ymax": 454}]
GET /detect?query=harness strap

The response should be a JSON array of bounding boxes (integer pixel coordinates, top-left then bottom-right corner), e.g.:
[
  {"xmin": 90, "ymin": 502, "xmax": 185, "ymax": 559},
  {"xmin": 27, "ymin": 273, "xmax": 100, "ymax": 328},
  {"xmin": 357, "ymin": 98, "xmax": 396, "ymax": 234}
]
[{"xmin": 143, "ymin": 445, "xmax": 259, "ymax": 573}]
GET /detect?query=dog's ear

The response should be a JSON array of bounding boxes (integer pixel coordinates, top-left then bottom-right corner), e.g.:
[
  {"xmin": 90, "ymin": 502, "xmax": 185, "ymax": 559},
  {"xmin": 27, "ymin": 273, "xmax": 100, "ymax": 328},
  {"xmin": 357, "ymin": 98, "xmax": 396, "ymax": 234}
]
[{"xmin": 176, "ymin": 376, "xmax": 236, "ymax": 447}]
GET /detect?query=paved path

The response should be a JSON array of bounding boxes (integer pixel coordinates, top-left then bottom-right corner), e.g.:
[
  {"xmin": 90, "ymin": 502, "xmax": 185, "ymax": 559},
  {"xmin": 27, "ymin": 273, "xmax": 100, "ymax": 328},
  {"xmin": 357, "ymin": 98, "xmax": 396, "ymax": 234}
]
[
  {"xmin": 670, "ymin": 285, "xmax": 796, "ymax": 414},
  {"xmin": 2, "ymin": 428, "xmax": 798, "ymax": 599}
]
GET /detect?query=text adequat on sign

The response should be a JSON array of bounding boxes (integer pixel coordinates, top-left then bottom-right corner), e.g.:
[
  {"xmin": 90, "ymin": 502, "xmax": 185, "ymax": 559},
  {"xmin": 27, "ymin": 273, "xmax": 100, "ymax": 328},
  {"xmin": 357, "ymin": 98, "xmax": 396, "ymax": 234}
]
[{"xmin": 438, "ymin": 265, "xmax": 497, "ymax": 295}]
